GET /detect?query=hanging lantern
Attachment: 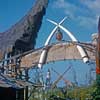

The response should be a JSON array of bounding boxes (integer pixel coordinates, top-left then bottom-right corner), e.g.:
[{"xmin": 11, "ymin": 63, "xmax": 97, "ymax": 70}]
[{"xmin": 56, "ymin": 28, "xmax": 63, "ymax": 41}]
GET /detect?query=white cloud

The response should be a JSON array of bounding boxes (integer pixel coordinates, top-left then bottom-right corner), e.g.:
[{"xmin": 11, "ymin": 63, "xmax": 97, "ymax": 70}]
[
  {"xmin": 77, "ymin": 16, "xmax": 97, "ymax": 29},
  {"xmin": 52, "ymin": 0, "xmax": 99, "ymax": 29},
  {"xmin": 52, "ymin": 0, "xmax": 79, "ymax": 18},
  {"xmin": 80, "ymin": 0, "xmax": 100, "ymax": 17},
  {"xmin": 53, "ymin": 0, "xmax": 66, "ymax": 8}
]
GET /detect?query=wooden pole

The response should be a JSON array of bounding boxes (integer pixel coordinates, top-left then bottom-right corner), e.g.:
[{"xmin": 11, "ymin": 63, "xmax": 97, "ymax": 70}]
[
  {"xmin": 25, "ymin": 68, "xmax": 29, "ymax": 100},
  {"xmin": 95, "ymin": 17, "xmax": 100, "ymax": 99}
]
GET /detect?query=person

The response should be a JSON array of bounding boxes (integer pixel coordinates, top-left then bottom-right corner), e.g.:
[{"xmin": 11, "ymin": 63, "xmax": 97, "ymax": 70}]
[{"xmin": 45, "ymin": 69, "xmax": 51, "ymax": 86}]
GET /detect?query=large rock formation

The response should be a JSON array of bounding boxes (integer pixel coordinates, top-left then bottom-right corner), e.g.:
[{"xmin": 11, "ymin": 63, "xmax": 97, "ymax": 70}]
[{"xmin": 0, "ymin": 0, "xmax": 48, "ymax": 59}]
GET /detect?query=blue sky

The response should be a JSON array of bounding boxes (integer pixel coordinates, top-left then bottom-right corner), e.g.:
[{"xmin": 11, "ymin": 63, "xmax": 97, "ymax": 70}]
[{"xmin": 0, "ymin": 0, "xmax": 99, "ymax": 86}]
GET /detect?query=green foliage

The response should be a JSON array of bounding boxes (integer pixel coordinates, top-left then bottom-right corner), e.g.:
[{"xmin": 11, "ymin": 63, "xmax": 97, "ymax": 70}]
[
  {"xmin": 63, "ymin": 82, "xmax": 97, "ymax": 100},
  {"xmin": 28, "ymin": 81, "xmax": 99, "ymax": 100},
  {"xmin": 91, "ymin": 75, "xmax": 100, "ymax": 100}
]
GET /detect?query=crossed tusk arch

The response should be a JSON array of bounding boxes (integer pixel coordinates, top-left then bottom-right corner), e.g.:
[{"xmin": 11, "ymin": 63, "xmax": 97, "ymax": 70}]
[{"xmin": 38, "ymin": 17, "xmax": 89, "ymax": 69}]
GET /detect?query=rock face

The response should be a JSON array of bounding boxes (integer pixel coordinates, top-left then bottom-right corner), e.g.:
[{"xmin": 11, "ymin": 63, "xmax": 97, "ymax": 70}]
[{"xmin": 0, "ymin": 0, "xmax": 48, "ymax": 59}]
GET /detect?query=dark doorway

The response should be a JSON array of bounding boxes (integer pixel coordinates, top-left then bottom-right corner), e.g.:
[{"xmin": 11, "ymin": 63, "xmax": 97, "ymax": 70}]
[{"xmin": 0, "ymin": 87, "xmax": 24, "ymax": 100}]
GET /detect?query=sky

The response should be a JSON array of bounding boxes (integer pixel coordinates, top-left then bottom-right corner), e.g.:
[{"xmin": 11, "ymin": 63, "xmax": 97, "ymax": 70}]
[{"xmin": 0, "ymin": 0, "xmax": 99, "ymax": 86}]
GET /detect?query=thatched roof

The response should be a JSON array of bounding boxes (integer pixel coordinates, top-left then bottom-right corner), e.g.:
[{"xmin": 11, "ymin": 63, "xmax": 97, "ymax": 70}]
[{"xmin": 0, "ymin": 0, "xmax": 48, "ymax": 60}]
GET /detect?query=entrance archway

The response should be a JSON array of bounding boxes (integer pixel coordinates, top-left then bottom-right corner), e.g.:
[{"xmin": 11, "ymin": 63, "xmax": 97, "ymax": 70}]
[{"xmin": 38, "ymin": 17, "xmax": 89, "ymax": 69}]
